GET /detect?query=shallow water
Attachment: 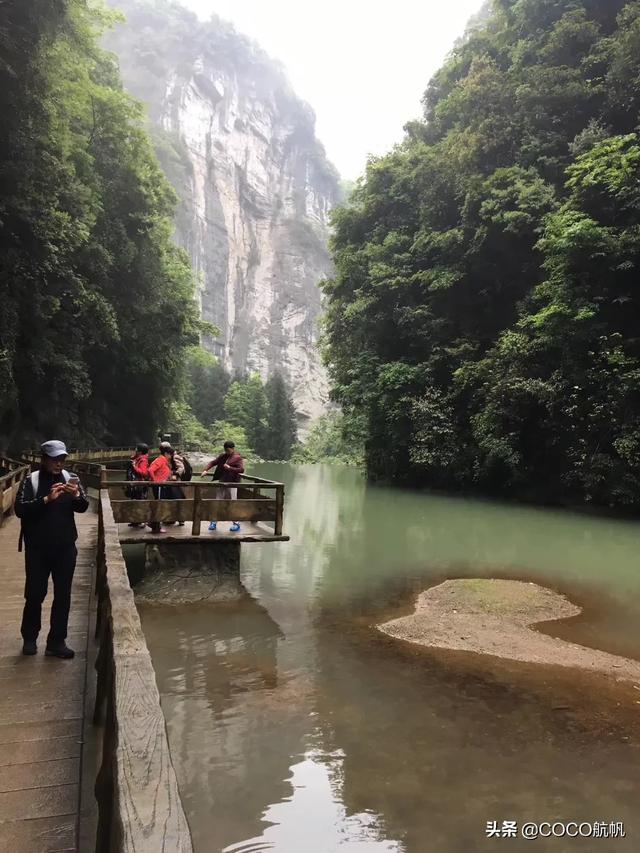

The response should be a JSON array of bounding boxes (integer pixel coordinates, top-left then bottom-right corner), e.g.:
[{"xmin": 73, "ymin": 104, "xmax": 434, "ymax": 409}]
[{"xmin": 138, "ymin": 464, "xmax": 640, "ymax": 852}]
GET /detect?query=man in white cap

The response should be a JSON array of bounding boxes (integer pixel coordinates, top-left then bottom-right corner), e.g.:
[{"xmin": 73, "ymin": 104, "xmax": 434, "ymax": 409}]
[{"xmin": 15, "ymin": 440, "xmax": 89, "ymax": 658}]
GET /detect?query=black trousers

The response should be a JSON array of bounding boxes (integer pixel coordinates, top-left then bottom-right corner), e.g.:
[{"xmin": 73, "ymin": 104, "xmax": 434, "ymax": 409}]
[
  {"xmin": 149, "ymin": 485, "xmax": 162, "ymax": 532},
  {"xmin": 148, "ymin": 485, "xmax": 185, "ymax": 531},
  {"xmin": 20, "ymin": 543, "xmax": 77, "ymax": 644}
]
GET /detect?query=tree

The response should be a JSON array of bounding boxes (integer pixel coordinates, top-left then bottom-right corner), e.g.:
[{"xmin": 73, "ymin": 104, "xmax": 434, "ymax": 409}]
[
  {"xmin": 0, "ymin": 0, "xmax": 199, "ymax": 449},
  {"xmin": 223, "ymin": 374, "xmax": 268, "ymax": 456},
  {"xmin": 293, "ymin": 412, "xmax": 364, "ymax": 466},
  {"xmin": 322, "ymin": 0, "xmax": 640, "ymax": 506},
  {"xmin": 264, "ymin": 374, "xmax": 298, "ymax": 460},
  {"xmin": 466, "ymin": 134, "xmax": 640, "ymax": 503},
  {"xmin": 183, "ymin": 347, "xmax": 230, "ymax": 427},
  {"xmin": 209, "ymin": 420, "xmax": 259, "ymax": 462}
]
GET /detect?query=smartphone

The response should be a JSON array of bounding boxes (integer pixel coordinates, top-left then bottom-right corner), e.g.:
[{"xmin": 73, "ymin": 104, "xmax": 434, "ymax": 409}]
[{"xmin": 68, "ymin": 475, "xmax": 80, "ymax": 485}]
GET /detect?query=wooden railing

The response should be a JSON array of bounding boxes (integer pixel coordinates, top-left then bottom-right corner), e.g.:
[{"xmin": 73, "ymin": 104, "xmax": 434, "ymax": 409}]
[
  {"xmin": 17, "ymin": 453, "xmax": 286, "ymax": 534},
  {"xmin": 68, "ymin": 447, "xmax": 136, "ymax": 462},
  {"xmin": 22, "ymin": 447, "xmax": 135, "ymax": 466},
  {"xmin": 68, "ymin": 459, "xmax": 105, "ymax": 490},
  {"xmin": 71, "ymin": 446, "xmax": 135, "ymax": 453},
  {"xmin": 93, "ymin": 491, "xmax": 193, "ymax": 852},
  {"xmin": 105, "ymin": 476, "xmax": 285, "ymax": 535},
  {"xmin": 0, "ymin": 455, "xmax": 30, "ymax": 526}
]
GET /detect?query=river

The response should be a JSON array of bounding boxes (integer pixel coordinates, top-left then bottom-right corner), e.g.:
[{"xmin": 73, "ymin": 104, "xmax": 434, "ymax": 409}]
[{"xmin": 137, "ymin": 464, "xmax": 640, "ymax": 852}]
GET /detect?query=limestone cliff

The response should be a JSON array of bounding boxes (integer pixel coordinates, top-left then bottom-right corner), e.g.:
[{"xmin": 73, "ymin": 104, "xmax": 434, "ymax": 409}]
[{"xmin": 105, "ymin": 0, "xmax": 340, "ymax": 429}]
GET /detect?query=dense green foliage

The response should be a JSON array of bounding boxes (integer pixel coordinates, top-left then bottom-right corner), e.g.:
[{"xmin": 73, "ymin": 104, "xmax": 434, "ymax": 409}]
[
  {"xmin": 182, "ymin": 346, "xmax": 230, "ymax": 429},
  {"xmin": 0, "ymin": 0, "xmax": 199, "ymax": 450},
  {"xmin": 167, "ymin": 354, "xmax": 299, "ymax": 460},
  {"xmin": 323, "ymin": 0, "xmax": 640, "ymax": 505},
  {"xmin": 264, "ymin": 374, "xmax": 298, "ymax": 461},
  {"xmin": 224, "ymin": 375, "xmax": 269, "ymax": 455},
  {"xmin": 207, "ymin": 420, "xmax": 261, "ymax": 463},
  {"xmin": 292, "ymin": 411, "xmax": 364, "ymax": 465},
  {"xmin": 223, "ymin": 373, "xmax": 298, "ymax": 460}
]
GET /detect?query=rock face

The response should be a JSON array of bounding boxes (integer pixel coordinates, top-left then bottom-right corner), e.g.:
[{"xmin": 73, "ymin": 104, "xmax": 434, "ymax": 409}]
[{"xmin": 105, "ymin": 0, "xmax": 340, "ymax": 430}]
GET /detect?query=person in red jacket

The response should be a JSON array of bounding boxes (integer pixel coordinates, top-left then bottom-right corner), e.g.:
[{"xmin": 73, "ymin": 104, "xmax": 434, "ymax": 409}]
[
  {"xmin": 201, "ymin": 441, "xmax": 245, "ymax": 532},
  {"xmin": 131, "ymin": 443, "xmax": 150, "ymax": 480},
  {"xmin": 147, "ymin": 445, "xmax": 174, "ymax": 533},
  {"xmin": 127, "ymin": 443, "xmax": 150, "ymax": 527}
]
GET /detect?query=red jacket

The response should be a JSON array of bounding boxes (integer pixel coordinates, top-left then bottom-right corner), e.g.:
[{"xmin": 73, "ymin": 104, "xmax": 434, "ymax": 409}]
[
  {"xmin": 206, "ymin": 452, "xmax": 244, "ymax": 483},
  {"xmin": 149, "ymin": 455, "xmax": 172, "ymax": 483},
  {"xmin": 131, "ymin": 454, "xmax": 150, "ymax": 480}
]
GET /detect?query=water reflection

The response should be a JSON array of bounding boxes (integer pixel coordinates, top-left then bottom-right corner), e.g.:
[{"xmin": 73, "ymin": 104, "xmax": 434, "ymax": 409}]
[
  {"xmin": 312, "ymin": 612, "xmax": 639, "ymax": 853},
  {"xmin": 140, "ymin": 591, "xmax": 294, "ymax": 848},
  {"xmin": 224, "ymin": 750, "xmax": 403, "ymax": 853},
  {"xmin": 138, "ymin": 465, "xmax": 640, "ymax": 853}
]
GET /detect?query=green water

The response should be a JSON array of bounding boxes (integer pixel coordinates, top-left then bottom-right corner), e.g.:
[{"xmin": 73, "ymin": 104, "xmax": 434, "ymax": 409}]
[{"xmin": 138, "ymin": 464, "xmax": 640, "ymax": 852}]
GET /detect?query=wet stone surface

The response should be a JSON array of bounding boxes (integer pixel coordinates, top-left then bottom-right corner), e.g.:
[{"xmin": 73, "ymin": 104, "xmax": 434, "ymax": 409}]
[{"xmin": 136, "ymin": 541, "xmax": 242, "ymax": 603}]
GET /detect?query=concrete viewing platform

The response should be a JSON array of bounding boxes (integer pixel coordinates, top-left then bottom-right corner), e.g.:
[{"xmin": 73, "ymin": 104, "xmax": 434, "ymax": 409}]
[
  {"xmin": 0, "ymin": 513, "xmax": 98, "ymax": 853},
  {"xmin": 117, "ymin": 519, "xmax": 289, "ymax": 544}
]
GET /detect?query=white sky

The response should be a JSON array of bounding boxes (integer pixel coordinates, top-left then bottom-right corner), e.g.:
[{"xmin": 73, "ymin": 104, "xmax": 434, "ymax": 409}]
[{"xmin": 180, "ymin": 0, "xmax": 484, "ymax": 179}]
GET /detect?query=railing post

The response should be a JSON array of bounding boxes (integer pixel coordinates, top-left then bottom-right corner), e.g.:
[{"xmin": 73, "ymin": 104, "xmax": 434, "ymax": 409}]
[
  {"xmin": 275, "ymin": 485, "xmax": 284, "ymax": 536},
  {"xmin": 192, "ymin": 482, "xmax": 201, "ymax": 536}
]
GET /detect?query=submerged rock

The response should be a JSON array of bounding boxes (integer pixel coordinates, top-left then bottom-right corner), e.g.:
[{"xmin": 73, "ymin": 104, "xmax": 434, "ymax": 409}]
[{"xmin": 136, "ymin": 541, "xmax": 242, "ymax": 603}]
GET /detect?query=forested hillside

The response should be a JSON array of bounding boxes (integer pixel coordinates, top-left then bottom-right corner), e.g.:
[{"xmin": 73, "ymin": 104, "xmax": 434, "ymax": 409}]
[
  {"xmin": 0, "ymin": 0, "xmax": 199, "ymax": 449},
  {"xmin": 177, "ymin": 354, "xmax": 299, "ymax": 461},
  {"xmin": 323, "ymin": 0, "xmax": 640, "ymax": 505}
]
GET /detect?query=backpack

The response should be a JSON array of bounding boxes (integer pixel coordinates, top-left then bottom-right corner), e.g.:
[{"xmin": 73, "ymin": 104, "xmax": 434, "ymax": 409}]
[
  {"xmin": 125, "ymin": 460, "xmax": 146, "ymax": 498},
  {"xmin": 18, "ymin": 470, "xmax": 73, "ymax": 552},
  {"xmin": 29, "ymin": 469, "xmax": 72, "ymax": 493},
  {"xmin": 180, "ymin": 456, "xmax": 193, "ymax": 482}
]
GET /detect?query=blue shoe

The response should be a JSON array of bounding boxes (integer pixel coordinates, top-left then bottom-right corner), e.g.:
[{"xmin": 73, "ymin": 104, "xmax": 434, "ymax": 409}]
[
  {"xmin": 208, "ymin": 521, "xmax": 217, "ymax": 531},
  {"xmin": 230, "ymin": 522, "xmax": 241, "ymax": 532}
]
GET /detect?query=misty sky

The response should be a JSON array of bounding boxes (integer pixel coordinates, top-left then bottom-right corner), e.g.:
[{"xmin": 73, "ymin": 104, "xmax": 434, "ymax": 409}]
[{"xmin": 179, "ymin": 0, "xmax": 484, "ymax": 179}]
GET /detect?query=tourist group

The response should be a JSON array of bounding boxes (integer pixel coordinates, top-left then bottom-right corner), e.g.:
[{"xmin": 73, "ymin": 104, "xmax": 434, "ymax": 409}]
[{"xmin": 127, "ymin": 439, "xmax": 245, "ymax": 534}]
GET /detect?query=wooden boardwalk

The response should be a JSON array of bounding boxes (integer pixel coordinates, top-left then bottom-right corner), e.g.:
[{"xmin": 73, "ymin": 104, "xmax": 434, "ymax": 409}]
[{"xmin": 0, "ymin": 512, "xmax": 97, "ymax": 853}]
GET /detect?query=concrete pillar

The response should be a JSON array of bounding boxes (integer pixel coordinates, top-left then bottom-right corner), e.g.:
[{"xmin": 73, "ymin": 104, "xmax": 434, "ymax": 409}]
[{"xmin": 136, "ymin": 541, "xmax": 242, "ymax": 602}]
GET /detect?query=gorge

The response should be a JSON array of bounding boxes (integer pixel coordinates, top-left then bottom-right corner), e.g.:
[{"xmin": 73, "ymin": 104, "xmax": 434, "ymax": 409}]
[{"xmin": 105, "ymin": 0, "xmax": 341, "ymax": 432}]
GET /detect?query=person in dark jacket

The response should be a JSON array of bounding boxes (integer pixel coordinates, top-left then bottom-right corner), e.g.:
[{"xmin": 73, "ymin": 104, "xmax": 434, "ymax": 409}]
[
  {"xmin": 127, "ymin": 443, "xmax": 150, "ymax": 528},
  {"xmin": 15, "ymin": 440, "xmax": 89, "ymax": 658},
  {"xmin": 200, "ymin": 440, "xmax": 245, "ymax": 532},
  {"xmin": 167, "ymin": 446, "xmax": 186, "ymax": 525}
]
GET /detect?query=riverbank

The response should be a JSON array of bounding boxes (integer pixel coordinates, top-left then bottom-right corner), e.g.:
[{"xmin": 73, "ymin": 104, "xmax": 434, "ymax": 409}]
[{"xmin": 379, "ymin": 578, "xmax": 640, "ymax": 685}]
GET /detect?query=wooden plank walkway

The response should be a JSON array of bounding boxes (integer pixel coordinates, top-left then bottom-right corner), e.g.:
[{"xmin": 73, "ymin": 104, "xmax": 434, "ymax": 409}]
[{"xmin": 0, "ymin": 512, "xmax": 97, "ymax": 853}]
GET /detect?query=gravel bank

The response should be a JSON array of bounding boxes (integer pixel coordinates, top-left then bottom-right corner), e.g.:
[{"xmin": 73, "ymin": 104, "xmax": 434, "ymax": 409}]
[{"xmin": 379, "ymin": 578, "xmax": 640, "ymax": 684}]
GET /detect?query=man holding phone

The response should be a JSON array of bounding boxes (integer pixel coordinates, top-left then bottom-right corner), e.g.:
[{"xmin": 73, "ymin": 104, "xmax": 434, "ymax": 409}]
[{"xmin": 15, "ymin": 440, "xmax": 89, "ymax": 658}]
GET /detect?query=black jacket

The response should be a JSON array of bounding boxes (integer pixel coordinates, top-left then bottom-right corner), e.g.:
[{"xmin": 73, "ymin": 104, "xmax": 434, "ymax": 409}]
[{"xmin": 15, "ymin": 469, "xmax": 89, "ymax": 549}]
